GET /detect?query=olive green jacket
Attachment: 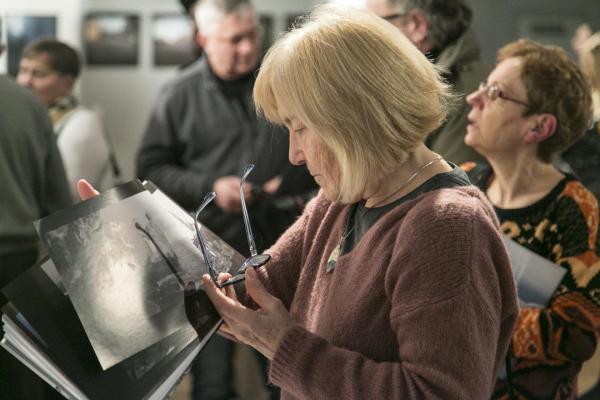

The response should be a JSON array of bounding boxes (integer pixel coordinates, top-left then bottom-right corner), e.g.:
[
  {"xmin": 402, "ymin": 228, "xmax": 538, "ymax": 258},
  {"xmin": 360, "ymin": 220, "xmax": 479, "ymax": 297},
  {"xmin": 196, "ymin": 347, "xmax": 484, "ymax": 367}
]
[
  {"xmin": 426, "ymin": 29, "xmax": 489, "ymax": 165},
  {"xmin": 0, "ymin": 76, "xmax": 71, "ymax": 255}
]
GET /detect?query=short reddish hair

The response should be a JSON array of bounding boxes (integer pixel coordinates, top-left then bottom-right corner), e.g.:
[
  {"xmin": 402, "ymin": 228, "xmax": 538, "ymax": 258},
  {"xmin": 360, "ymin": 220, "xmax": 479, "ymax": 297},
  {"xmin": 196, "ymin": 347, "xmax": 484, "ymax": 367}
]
[{"xmin": 497, "ymin": 40, "xmax": 592, "ymax": 162}]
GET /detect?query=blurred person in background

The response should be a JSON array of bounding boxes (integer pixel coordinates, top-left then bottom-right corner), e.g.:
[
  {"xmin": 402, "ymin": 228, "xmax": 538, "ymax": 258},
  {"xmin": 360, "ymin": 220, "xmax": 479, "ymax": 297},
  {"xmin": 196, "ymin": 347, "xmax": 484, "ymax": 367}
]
[
  {"xmin": 17, "ymin": 39, "xmax": 114, "ymax": 201},
  {"xmin": 0, "ymin": 64, "xmax": 72, "ymax": 398},
  {"xmin": 463, "ymin": 39, "xmax": 600, "ymax": 399},
  {"xmin": 562, "ymin": 28, "xmax": 600, "ymax": 199},
  {"xmin": 367, "ymin": 0, "xmax": 487, "ymax": 165}
]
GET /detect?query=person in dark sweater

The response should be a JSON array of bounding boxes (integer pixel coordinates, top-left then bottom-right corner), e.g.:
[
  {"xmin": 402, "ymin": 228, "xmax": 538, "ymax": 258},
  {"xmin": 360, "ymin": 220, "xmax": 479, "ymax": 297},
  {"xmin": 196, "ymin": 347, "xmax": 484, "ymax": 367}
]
[
  {"xmin": 198, "ymin": 5, "xmax": 518, "ymax": 399},
  {"xmin": 563, "ymin": 30, "xmax": 600, "ymax": 200},
  {"xmin": 463, "ymin": 39, "xmax": 600, "ymax": 399}
]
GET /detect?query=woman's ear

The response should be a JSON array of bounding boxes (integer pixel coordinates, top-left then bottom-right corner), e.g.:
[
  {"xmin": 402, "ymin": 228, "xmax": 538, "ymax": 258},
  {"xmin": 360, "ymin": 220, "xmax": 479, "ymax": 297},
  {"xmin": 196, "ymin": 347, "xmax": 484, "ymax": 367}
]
[{"xmin": 524, "ymin": 114, "xmax": 557, "ymax": 144}]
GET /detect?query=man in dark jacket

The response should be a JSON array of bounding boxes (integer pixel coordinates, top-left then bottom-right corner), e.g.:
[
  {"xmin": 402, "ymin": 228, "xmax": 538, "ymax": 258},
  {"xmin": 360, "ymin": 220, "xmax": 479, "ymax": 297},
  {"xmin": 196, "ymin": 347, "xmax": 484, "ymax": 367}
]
[{"xmin": 368, "ymin": 0, "xmax": 487, "ymax": 164}]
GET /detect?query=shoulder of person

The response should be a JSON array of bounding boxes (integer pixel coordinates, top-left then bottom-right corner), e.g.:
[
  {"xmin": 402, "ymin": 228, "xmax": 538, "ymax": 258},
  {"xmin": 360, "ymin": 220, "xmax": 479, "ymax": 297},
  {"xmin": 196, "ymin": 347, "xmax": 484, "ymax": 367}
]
[
  {"xmin": 439, "ymin": 29, "xmax": 489, "ymax": 93},
  {"xmin": 400, "ymin": 186, "xmax": 498, "ymax": 236},
  {"xmin": 161, "ymin": 58, "xmax": 208, "ymax": 99},
  {"xmin": 385, "ymin": 187, "xmax": 507, "ymax": 312},
  {"xmin": 0, "ymin": 76, "xmax": 47, "ymax": 117},
  {"xmin": 558, "ymin": 178, "xmax": 600, "ymax": 222},
  {"xmin": 460, "ymin": 162, "xmax": 490, "ymax": 186},
  {"xmin": 65, "ymin": 107, "xmax": 100, "ymax": 123},
  {"xmin": 58, "ymin": 107, "xmax": 103, "ymax": 133}
]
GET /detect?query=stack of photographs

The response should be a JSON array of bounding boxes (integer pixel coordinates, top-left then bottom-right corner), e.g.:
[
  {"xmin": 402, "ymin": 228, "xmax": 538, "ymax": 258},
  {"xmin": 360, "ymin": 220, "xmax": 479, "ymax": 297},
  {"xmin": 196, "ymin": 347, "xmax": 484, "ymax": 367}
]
[{"xmin": 1, "ymin": 180, "xmax": 245, "ymax": 399}]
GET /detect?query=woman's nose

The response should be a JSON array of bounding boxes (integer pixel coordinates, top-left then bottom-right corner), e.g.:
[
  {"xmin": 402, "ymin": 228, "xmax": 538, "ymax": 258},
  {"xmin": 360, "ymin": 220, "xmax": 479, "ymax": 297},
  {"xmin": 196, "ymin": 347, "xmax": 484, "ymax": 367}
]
[{"xmin": 288, "ymin": 134, "xmax": 306, "ymax": 166}]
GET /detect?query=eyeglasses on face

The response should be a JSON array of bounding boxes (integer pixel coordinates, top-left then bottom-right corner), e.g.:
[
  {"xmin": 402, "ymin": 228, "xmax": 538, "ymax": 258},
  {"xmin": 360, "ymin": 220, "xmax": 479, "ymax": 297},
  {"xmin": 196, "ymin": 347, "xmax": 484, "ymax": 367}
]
[{"xmin": 478, "ymin": 81, "xmax": 532, "ymax": 107}]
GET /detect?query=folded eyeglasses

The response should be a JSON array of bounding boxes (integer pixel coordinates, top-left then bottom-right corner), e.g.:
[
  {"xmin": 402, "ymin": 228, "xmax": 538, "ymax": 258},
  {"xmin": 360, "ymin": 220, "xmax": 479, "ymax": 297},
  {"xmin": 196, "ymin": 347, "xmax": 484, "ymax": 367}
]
[{"xmin": 194, "ymin": 164, "xmax": 271, "ymax": 288}]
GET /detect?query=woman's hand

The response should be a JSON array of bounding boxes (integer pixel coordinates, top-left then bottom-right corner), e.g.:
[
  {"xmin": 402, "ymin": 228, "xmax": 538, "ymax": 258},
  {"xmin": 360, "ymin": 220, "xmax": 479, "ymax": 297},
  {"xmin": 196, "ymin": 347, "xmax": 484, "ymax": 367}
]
[
  {"xmin": 202, "ymin": 267, "xmax": 295, "ymax": 360},
  {"xmin": 77, "ymin": 179, "xmax": 99, "ymax": 200}
]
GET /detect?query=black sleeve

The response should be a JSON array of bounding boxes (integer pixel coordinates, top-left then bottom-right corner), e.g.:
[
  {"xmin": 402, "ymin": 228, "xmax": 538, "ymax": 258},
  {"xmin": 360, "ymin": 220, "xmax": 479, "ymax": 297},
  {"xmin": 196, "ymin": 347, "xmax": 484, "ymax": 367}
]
[{"xmin": 136, "ymin": 89, "xmax": 212, "ymax": 210}]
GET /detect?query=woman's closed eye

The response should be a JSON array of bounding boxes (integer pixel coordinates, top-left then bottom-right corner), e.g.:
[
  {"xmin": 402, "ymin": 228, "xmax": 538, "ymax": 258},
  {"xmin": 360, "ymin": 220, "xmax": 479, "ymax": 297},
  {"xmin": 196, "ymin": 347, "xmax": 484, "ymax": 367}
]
[{"xmin": 285, "ymin": 125, "xmax": 306, "ymax": 135}]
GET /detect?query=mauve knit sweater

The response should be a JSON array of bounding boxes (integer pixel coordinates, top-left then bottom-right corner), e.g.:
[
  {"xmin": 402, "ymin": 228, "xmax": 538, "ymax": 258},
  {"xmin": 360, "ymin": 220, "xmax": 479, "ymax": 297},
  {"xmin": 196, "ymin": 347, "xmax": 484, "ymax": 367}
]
[{"xmin": 256, "ymin": 186, "xmax": 519, "ymax": 400}]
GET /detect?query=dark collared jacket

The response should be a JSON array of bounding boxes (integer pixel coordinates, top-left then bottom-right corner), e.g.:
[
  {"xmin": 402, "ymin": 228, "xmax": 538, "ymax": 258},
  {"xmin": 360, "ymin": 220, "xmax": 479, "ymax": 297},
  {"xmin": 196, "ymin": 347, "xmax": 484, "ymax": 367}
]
[{"xmin": 137, "ymin": 57, "xmax": 292, "ymax": 254}]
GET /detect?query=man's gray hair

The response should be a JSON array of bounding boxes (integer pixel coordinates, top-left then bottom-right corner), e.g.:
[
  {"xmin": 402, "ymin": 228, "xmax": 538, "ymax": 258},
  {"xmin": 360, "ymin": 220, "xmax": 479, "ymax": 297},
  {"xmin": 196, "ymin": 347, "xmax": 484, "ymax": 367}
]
[
  {"xmin": 388, "ymin": 0, "xmax": 472, "ymax": 51},
  {"xmin": 193, "ymin": 0, "xmax": 254, "ymax": 36}
]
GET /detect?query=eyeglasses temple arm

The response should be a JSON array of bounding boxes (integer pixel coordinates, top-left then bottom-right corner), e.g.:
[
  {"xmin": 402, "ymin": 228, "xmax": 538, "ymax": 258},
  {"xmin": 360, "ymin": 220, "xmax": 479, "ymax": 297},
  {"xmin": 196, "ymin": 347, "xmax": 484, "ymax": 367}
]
[
  {"xmin": 240, "ymin": 164, "xmax": 258, "ymax": 257},
  {"xmin": 194, "ymin": 192, "xmax": 219, "ymax": 283}
]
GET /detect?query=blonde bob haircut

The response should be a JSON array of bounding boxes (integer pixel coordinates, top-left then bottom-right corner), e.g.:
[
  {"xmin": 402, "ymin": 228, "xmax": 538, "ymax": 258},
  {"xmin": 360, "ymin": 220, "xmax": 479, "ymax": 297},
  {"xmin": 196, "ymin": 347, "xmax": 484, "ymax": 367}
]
[{"xmin": 254, "ymin": 5, "xmax": 451, "ymax": 203}]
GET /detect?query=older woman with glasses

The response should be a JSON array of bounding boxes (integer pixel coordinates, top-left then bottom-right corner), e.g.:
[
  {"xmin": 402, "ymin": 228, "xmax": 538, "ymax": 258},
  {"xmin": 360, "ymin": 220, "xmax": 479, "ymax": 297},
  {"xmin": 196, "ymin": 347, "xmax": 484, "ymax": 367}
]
[
  {"xmin": 463, "ymin": 40, "xmax": 600, "ymax": 399},
  {"xmin": 182, "ymin": 5, "xmax": 519, "ymax": 399}
]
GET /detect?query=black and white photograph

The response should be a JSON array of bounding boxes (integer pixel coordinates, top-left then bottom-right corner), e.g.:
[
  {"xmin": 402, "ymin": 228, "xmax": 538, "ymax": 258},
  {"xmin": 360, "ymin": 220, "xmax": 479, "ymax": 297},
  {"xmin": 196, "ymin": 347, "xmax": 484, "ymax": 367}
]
[
  {"xmin": 83, "ymin": 13, "xmax": 139, "ymax": 66},
  {"xmin": 37, "ymin": 186, "xmax": 238, "ymax": 370},
  {"xmin": 152, "ymin": 13, "xmax": 196, "ymax": 67},
  {"xmin": 5, "ymin": 15, "xmax": 56, "ymax": 76}
]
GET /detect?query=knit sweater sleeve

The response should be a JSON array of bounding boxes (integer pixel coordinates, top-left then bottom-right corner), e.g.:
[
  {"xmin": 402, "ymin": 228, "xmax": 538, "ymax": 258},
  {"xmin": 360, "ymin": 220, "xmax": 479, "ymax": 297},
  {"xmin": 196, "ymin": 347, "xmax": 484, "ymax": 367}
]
[
  {"xmin": 268, "ymin": 190, "xmax": 518, "ymax": 399},
  {"xmin": 510, "ymin": 182, "xmax": 600, "ymax": 363},
  {"xmin": 255, "ymin": 192, "xmax": 327, "ymax": 308}
]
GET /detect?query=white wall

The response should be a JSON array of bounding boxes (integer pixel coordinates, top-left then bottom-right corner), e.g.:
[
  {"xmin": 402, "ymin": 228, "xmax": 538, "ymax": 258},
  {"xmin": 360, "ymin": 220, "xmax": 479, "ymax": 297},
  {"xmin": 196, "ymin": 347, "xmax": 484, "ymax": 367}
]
[{"xmin": 78, "ymin": 0, "xmax": 183, "ymax": 181}]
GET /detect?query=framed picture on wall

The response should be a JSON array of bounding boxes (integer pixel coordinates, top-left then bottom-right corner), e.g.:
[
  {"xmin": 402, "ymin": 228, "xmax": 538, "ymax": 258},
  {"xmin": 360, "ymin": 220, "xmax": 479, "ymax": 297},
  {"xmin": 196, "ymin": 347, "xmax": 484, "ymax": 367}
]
[
  {"xmin": 152, "ymin": 13, "xmax": 196, "ymax": 67},
  {"xmin": 6, "ymin": 15, "xmax": 57, "ymax": 77},
  {"xmin": 83, "ymin": 13, "xmax": 139, "ymax": 66}
]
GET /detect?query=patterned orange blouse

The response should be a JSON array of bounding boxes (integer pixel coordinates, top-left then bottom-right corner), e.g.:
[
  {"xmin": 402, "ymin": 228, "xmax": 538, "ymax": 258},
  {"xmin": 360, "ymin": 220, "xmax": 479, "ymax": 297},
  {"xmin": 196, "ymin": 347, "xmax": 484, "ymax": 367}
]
[{"xmin": 464, "ymin": 163, "xmax": 600, "ymax": 400}]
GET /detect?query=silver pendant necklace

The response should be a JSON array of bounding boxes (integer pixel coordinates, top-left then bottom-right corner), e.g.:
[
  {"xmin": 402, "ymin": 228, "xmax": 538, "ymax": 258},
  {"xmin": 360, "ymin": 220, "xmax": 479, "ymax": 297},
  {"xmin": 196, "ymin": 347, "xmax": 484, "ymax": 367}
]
[{"xmin": 325, "ymin": 154, "xmax": 443, "ymax": 273}]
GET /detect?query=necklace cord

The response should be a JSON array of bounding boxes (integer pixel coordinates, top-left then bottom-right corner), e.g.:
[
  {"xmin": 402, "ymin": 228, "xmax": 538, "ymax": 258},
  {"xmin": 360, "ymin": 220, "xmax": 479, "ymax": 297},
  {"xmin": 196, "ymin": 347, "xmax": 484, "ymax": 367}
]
[
  {"xmin": 368, "ymin": 154, "xmax": 443, "ymax": 209},
  {"xmin": 326, "ymin": 154, "xmax": 445, "ymax": 273},
  {"xmin": 341, "ymin": 154, "xmax": 444, "ymax": 246}
]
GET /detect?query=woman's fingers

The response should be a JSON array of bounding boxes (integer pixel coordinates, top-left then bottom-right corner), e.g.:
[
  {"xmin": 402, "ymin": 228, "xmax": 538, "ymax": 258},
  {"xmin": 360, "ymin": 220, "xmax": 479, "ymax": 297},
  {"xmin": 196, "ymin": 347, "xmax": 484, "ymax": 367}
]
[
  {"xmin": 202, "ymin": 274, "xmax": 246, "ymax": 319},
  {"xmin": 224, "ymin": 280, "xmax": 239, "ymax": 301},
  {"xmin": 245, "ymin": 268, "xmax": 280, "ymax": 312},
  {"xmin": 216, "ymin": 272, "xmax": 232, "ymax": 286},
  {"xmin": 77, "ymin": 179, "xmax": 100, "ymax": 200}
]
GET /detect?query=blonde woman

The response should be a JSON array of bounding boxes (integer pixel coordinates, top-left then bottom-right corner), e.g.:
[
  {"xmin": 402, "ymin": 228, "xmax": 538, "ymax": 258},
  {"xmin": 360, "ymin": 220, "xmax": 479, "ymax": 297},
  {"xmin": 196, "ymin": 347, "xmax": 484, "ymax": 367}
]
[{"xmin": 190, "ymin": 5, "xmax": 518, "ymax": 399}]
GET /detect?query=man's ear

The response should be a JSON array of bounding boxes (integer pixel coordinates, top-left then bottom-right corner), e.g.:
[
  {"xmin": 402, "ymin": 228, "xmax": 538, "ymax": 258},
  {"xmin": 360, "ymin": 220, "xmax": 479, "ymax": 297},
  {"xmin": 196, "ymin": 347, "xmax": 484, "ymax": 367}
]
[
  {"xmin": 524, "ymin": 114, "xmax": 557, "ymax": 144},
  {"xmin": 405, "ymin": 9, "xmax": 430, "ymax": 52},
  {"xmin": 195, "ymin": 31, "xmax": 207, "ymax": 50}
]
